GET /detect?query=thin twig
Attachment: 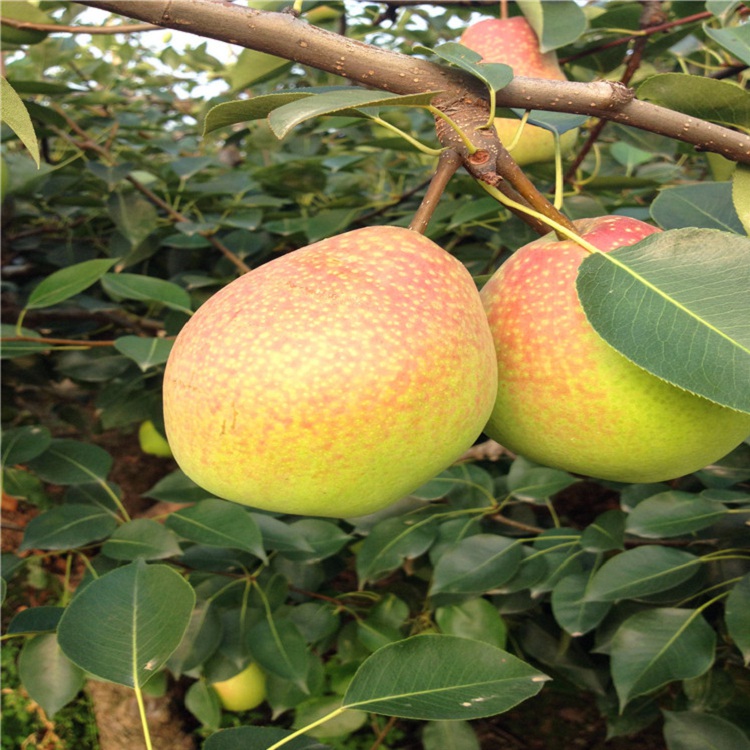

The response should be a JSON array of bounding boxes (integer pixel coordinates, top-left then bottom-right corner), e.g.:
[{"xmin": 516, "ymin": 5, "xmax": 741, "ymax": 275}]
[
  {"xmin": 0, "ymin": 16, "xmax": 161, "ymax": 34},
  {"xmin": 409, "ymin": 149, "xmax": 462, "ymax": 234}
]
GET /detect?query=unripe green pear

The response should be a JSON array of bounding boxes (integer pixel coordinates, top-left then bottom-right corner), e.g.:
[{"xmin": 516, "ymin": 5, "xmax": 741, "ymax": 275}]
[
  {"xmin": 211, "ymin": 662, "xmax": 266, "ymax": 712},
  {"xmin": 480, "ymin": 215, "xmax": 750, "ymax": 483},
  {"xmin": 460, "ymin": 16, "xmax": 578, "ymax": 166},
  {"xmin": 138, "ymin": 420, "xmax": 173, "ymax": 458},
  {"xmin": 164, "ymin": 226, "xmax": 497, "ymax": 518}
]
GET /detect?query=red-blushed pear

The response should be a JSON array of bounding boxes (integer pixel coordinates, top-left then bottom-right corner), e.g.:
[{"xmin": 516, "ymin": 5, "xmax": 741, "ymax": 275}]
[
  {"xmin": 211, "ymin": 662, "xmax": 266, "ymax": 712},
  {"xmin": 480, "ymin": 215, "xmax": 750, "ymax": 483},
  {"xmin": 164, "ymin": 226, "xmax": 498, "ymax": 518},
  {"xmin": 460, "ymin": 16, "xmax": 578, "ymax": 166}
]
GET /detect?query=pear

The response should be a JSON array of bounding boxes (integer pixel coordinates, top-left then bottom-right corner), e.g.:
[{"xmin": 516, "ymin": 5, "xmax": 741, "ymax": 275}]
[
  {"xmin": 211, "ymin": 662, "xmax": 266, "ymax": 712},
  {"xmin": 164, "ymin": 226, "xmax": 497, "ymax": 517},
  {"xmin": 460, "ymin": 16, "xmax": 578, "ymax": 166},
  {"xmin": 480, "ymin": 215, "xmax": 750, "ymax": 483}
]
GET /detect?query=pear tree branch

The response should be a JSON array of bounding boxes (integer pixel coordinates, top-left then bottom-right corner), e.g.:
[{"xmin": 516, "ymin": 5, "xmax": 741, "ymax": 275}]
[{"xmin": 75, "ymin": 0, "xmax": 750, "ymax": 170}]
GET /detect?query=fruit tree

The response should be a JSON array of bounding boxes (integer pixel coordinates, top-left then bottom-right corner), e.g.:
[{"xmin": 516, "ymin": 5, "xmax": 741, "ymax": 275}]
[{"xmin": 2, "ymin": 2, "xmax": 750, "ymax": 749}]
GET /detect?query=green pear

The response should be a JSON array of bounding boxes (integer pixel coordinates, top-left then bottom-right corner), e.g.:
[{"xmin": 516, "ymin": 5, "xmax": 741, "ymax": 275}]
[
  {"xmin": 460, "ymin": 16, "xmax": 578, "ymax": 166},
  {"xmin": 138, "ymin": 420, "xmax": 173, "ymax": 458},
  {"xmin": 164, "ymin": 226, "xmax": 497, "ymax": 517},
  {"xmin": 211, "ymin": 662, "xmax": 266, "ymax": 712},
  {"xmin": 480, "ymin": 215, "xmax": 750, "ymax": 483}
]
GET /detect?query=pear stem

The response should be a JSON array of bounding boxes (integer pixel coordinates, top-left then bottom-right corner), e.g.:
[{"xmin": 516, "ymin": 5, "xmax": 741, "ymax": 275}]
[{"xmin": 409, "ymin": 149, "xmax": 463, "ymax": 234}]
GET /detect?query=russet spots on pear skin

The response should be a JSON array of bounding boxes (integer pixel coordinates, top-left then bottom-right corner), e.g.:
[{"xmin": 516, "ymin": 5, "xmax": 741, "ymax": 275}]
[
  {"xmin": 480, "ymin": 215, "xmax": 750, "ymax": 482},
  {"xmin": 164, "ymin": 226, "xmax": 497, "ymax": 517}
]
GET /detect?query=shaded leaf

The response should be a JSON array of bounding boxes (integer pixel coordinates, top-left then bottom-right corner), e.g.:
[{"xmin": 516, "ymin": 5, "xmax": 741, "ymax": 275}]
[
  {"xmin": 734, "ymin": 164, "xmax": 750, "ymax": 235},
  {"xmin": 580, "ymin": 509, "xmax": 626, "ymax": 552},
  {"xmin": 19, "ymin": 634, "xmax": 85, "ymax": 716},
  {"xmin": 204, "ymin": 727, "xmax": 330, "ymax": 750},
  {"xmin": 247, "ymin": 617, "xmax": 309, "ymax": 689},
  {"xmin": 431, "ymin": 535, "xmax": 524, "ymax": 595},
  {"xmin": 610, "ymin": 608, "xmax": 715, "ymax": 709},
  {"xmin": 586, "ymin": 546, "xmax": 701, "ymax": 601},
  {"xmin": 19, "ymin": 504, "xmax": 118, "ymax": 552},
  {"xmin": 113, "ymin": 336, "xmax": 174, "ymax": 372},
  {"xmin": 7, "ymin": 606, "xmax": 64, "ymax": 635},
  {"xmin": 101, "ymin": 518, "xmax": 182, "ymax": 560},
  {"xmin": 625, "ymin": 491, "xmax": 728, "ymax": 538},
  {"xmin": 423, "ymin": 720, "xmax": 480, "ymax": 750},
  {"xmin": 725, "ymin": 573, "xmax": 750, "ymax": 664},
  {"xmin": 165, "ymin": 499, "xmax": 265, "ymax": 559},
  {"xmin": 552, "ymin": 572, "xmax": 612, "ymax": 637},
  {"xmin": 27, "ymin": 439, "xmax": 113, "ymax": 484},
  {"xmin": 663, "ymin": 710, "xmax": 750, "ymax": 750},
  {"xmin": 2, "ymin": 425, "xmax": 51, "ymax": 466},
  {"xmin": 651, "ymin": 183, "xmax": 745, "ymax": 234},
  {"xmin": 435, "ymin": 597, "xmax": 507, "ymax": 649}
]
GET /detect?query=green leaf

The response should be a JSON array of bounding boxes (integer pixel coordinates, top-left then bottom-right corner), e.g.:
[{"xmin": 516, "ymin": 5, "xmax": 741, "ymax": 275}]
[
  {"xmin": 342, "ymin": 634, "xmax": 548, "ymax": 719},
  {"xmin": 518, "ymin": 0, "xmax": 588, "ymax": 52},
  {"xmin": 2, "ymin": 425, "xmax": 51, "ymax": 466},
  {"xmin": 228, "ymin": 47, "xmax": 292, "ymax": 90},
  {"xmin": 417, "ymin": 42, "xmax": 513, "ymax": 94},
  {"xmin": 422, "ymin": 720, "xmax": 480, "ymax": 750},
  {"xmin": 357, "ymin": 594, "xmax": 410, "ymax": 652},
  {"xmin": 19, "ymin": 504, "xmax": 118, "ymax": 552},
  {"xmin": 107, "ymin": 191, "xmax": 159, "ymax": 248},
  {"xmin": 411, "ymin": 463, "xmax": 495, "ymax": 505},
  {"xmin": 704, "ymin": 22, "xmax": 750, "ymax": 67},
  {"xmin": 585, "ymin": 547, "xmax": 701, "ymax": 601},
  {"xmin": 145, "ymin": 469, "xmax": 216, "ymax": 504},
  {"xmin": 57, "ymin": 560, "xmax": 195, "ymax": 687},
  {"xmin": 734, "ymin": 165, "xmax": 750, "ymax": 235},
  {"xmin": 167, "ymin": 601, "xmax": 223, "ymax": 676},
  {"xmin": 638, "ymin": 73, "xmax": 750, "ymax": 131},
  {"xmin": 204, "ymin": 727, "xmax": 330, "ymax": 750},
  {"xmin": 507, "ymin": 458, "xmax": 579, "ymax": 503},
  {"xmin": 725, "ymin": 573, "xmax": 750, "ymax": 665},
  {"xmin": 247, "ymin": 617, "xmax": 309, "ymax": 689},
  {"xmin": 25, "ymin": 258, "xmax": 117, "ymax": 310},
  {"xmin": 113, "ymin": 336, "xmax": 174, "ymax": 372},
  {"xmin": 625, "ymin": 491, "xmax": 728, "ymax": 538},
  {"xmin": 663, "ymin": 710, "xmax": 750, "ymax": 750},
  {"xmin": 580, "ymin": 509, "xmax": 627, "ymax": 552},
  {"xmin": 268, "ymin": 89, "xmax": 441, "ymax": 139},
  {"xmin": 577, "ymin": 228, "xmax": 750, "ymax": 412},
  {"xmin": 430, "ymin": 535, "xmax": 524, "ymax": 595},
  {"xmin": 19, "ymin": 634, "xmax": 85, "ymax": 716},
  {"xmin": 0, "ymin": 77, "xmax": 40, "ymax": 166},
  {"xmin": 552, "ymin": 572, "xmax": 612, "ymax": 637},
  {"xmin": 435, "ymin": 597, "xmax": 507, "ymax": 649},
  {"xmin": 610, "ymin": 608, "xmax": 715, "ymax": 709},
  {"xmin": 27, "ymin": 439, "xmax": 113, "ymax": 485},
  {"xmin": 279, "ymin": 519, "xmax": 351, "ymax": 562},
  {"xmin": 165, "ymin": 499, "xmax": 266, "ymax": 559},
  {"xmin": 101, "ymin": 273, "xmax": 192, "ymax": 314},
  {"xmin": 651, "ymin": 183, "xmax": 745, "ymax": 234},
  {"xmin": 293, "ymin": 695, "xmax": 368, "ymax": 739},
  {"xmin": 356, "ymin": 515, "xmax": 438, "ymax": 585},
  {"xmin": 7, "ymin": 606, "xmax": 64, "ymax": 635},
  {"xmin": 185, "ymin": 680, "xmax": 222, "ymax": 730},
  {"xmin": 101, "ymin": 518, "xmax": 182, "ymax": 560}
]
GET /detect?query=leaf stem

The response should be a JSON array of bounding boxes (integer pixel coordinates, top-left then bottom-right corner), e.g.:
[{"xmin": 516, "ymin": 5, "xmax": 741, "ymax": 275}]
[
  {"xmin": 133, "ymin": 682, "xmax": 154, "ymax": 750},
  {"xmin": 266, "ymin": 706, "xmax": 348, "ymax": 750},
  {"xmin": 367, "ymin": 114, "xmax": 444, "ymax": 157}
]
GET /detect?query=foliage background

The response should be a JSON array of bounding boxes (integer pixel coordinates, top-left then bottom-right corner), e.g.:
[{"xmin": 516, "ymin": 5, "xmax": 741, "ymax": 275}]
[{"xmin": 2, "ymin": 1, "xmax": 750, "ymax": 749}]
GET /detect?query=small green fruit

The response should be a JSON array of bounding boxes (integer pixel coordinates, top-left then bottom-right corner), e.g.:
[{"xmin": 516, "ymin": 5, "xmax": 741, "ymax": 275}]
[
  {"xmin": 164, "ymin": 226, "xmax": 497, "ymax": 518},
  {"xmin": 1, "ymin": 1, "xmax": 49, "ymax": 46},
  {"xmin": 138, "ymin": 420, "xmax": 172, "ymax": 458},
  {"xmin": 211, "ymin": 662, "xmax": 266, "ymax": 712},
  {"xmin": 480, "ymin": 215, "xmax": 750, "ymax": 483},
  {"xmin": 460, "ymin": 17, "xmax": 578, "ymax": 166}
]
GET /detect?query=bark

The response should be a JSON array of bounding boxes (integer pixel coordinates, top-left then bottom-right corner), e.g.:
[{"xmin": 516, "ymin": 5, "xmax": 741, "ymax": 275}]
[{"xmin": 74, "ymin": 0, "xmax": 750, "ymax": 165}]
